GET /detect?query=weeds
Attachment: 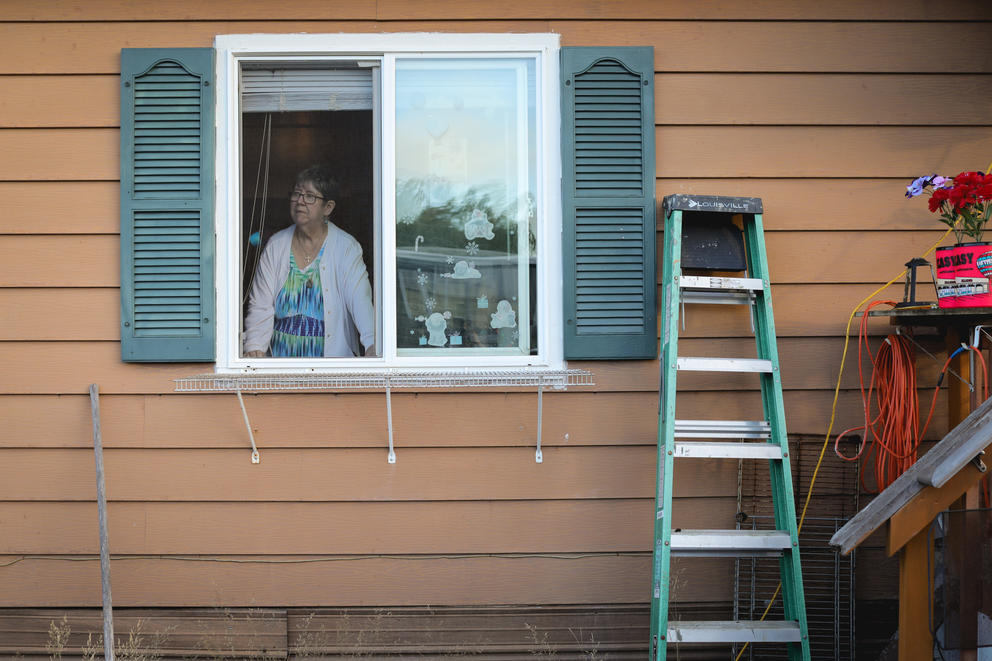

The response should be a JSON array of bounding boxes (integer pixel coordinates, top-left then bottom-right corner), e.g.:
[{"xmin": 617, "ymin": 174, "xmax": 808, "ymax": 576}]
[
  {"xmin": 669, "ymin": 562, "xmax": 686, "ymax": 661},
  {"xmin": 46, "ymin": 615, "xmax": 71, "ymax": 661},
  {"xmin": 524, "ymin": 622, "xmax": 558, "ymax": 659},
  {"xmin": 81, "ymin": 619, "xmax": 171, "ymax": 661},
  {"xmin": 332, "ymin": 608, "xmax": 391, "ymax": 656},
  {"xmin": 567, "ymin": 629, "xmax": 603, "ymax": 661},
  {"xmin": 293, "ymin": 611, "xmax": 331, "ymax": 658},
  {"xmin": 525, "ymin": 622, "xmax": 608, "ymax": 660},
  {"xmin": 47, "ymin": 615, "xmax": 169, "ymax": 661}
]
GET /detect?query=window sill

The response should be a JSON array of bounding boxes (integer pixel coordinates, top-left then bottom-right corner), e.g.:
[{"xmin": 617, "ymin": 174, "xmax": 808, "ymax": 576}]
[{"xmin": 174, "ymin": 368, "xmax": 593, "ymax": 392}]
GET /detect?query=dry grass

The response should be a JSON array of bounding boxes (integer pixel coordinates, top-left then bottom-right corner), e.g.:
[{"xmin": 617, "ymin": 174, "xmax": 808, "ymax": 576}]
[
  {"xmin": 45, "ymin": 616, "xmax": 171, "ymax": 661},
  {"xmin": 45, "ymin": 608, "xmax": 625, "ymax": 660}
]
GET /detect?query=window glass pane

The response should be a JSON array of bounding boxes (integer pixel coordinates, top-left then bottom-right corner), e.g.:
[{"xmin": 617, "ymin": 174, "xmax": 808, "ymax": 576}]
[{"xmin": 395, "ymin": 58, "xmax": 538, "ymax": 356}]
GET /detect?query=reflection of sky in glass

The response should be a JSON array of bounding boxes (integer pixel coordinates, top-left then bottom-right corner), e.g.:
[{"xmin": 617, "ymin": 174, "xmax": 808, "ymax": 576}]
[
  {"xmin": 395, "ymin": 59, "xmax": 536, "ymax": 223},
  {"xmin": 394, "ymin": 58, "xmax": 538, "ymax": 355}
]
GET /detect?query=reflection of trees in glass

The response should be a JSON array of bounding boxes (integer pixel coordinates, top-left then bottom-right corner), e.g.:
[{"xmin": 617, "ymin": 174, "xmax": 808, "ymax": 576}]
[
  {"xmin": 394, "ymin": 180, "xmax": 537, "ymax": 352},
  {"xmin": 395, "ymin": 180, "xmax": 535, "ymax": 254}
]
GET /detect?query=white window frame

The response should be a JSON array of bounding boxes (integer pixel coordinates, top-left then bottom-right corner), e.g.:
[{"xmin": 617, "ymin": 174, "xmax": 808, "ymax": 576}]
[{"xmin": 214, "ymin": 33, "xmax": 562, "ymax": 374}]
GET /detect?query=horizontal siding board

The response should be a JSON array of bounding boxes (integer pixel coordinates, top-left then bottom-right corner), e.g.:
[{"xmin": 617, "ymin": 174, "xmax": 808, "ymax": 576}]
[
  {"xmin": 0, "ymin": 179, "xmax": 943, "ymax": 233},
  {"xmin": 0, "ymin": 446, "xmax": 737, "ymax": 501},
  {"xmin": 0, "ymin": 22, "xmax": 990, "ymax": 75},
  {"xmin": 656, "ymin": 179, "xmax": 939, "ymax": 231},
  {"xmin": 0, "ymin": 231, "xmax": 951, "ymax": 287},
  {"xmin": 656, "ymin": 283, "xmax": 905, "ymax": 339},
  {"xmin": 0, "ymin": 605, "xmax": 665, "ymax": 655},
  {"xmin": 0, "ymin": 182, "xmax": 120, "ymax": 233},
  {"xmin": 557, "ymin": 21, "xmax": 992, "ymax": 73},
  {"xmin": 0, "ymin": 499, "xmax": 736, "ymax": 554},
  {"xmin": 0, "ymin": 336, "xmax": 941, "ymax": 396},
  {"xmin": 0, "ymin": 555, "xmax": 665, "ymax": 607},
  {"xmin": 0, "ymin": 388, "xmax": 949, "ymax": 450},
  {"xmin": 0, "ymin": 22, "xmax": 546, "ymax": 74},
  {"xmin": 0, "ymin": 0, "xmax": 379, "ymax": 21},
  {"xmin": 656, "ymin": 73, "xmax": 992, "ymax": 126},
  {"xmin": 0, "ymin": 236, "xmax": 120, "ymax": 286},
  {"xmin": 572, "ymin": 335, "xmax": 943, "ymax": 392},
  {"xmin": 0, "ymin": 391, "xmax": 669, "ymax": 449},
  {"xmin": 3, "ymin": 126, "xmax": 989, "ymax": 182},
  {"xmin": 377, "ymin": 0, "xmax": 992, "ymax": 20},
  {"xmin": 0, "ymin": 128, "xmax": 118, "ymax": 180},
  {"xmin": 762, "ymin": 231, "xmax": 952, "ymax": 285},
  {"xmin": 656, "ymin": 230, "xmax": 948, "ymax": 286},
  {"xmin": 7, "ymin": 0, "xmax": 992, "ymax": 21},
  {"xmin": 655, "ymin": 126, "xmax": 992, "ymax": 178},
  {"xmin": 0, "ymin": 75, "xmax": 120, "ymax": 128},
  {"xmin": 0, "ymin": 73, "xmax": 992, "ymax": 128},
  {"xmin": 0, "ymin": 289, "xmax": 121, "ymax": 340},
  {"xmin": 0, "ymin": 608, "xmax": 288, "ymax": 656}
]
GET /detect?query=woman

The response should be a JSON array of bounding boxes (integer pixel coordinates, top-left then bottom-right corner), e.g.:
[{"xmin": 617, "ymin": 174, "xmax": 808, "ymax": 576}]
[{"xmin": 243, "ymin": 165, "xmax": 375, "ymax": 358}]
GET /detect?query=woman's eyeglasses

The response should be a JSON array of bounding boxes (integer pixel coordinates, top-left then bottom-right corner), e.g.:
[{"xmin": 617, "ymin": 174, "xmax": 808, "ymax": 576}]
[{"xmin": 289, "ymin": 190, "xmax": 325, "ymax": 205}]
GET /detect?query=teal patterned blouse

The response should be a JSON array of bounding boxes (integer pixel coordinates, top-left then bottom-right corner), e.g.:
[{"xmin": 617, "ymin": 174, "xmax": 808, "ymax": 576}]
[{"xmin": 269, "ymin": 246, "xmax": 326, "ymax": 357}]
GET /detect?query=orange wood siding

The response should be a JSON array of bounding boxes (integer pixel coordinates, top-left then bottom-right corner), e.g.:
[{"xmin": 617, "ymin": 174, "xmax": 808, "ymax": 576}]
[{"xmin": 0, "ymin": 0, "xmax": 988, "ymax": 610}]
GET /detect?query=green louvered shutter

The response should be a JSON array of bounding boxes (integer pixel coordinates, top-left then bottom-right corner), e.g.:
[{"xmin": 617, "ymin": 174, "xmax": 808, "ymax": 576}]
[
  {"xmin": 120, "ymin": 48, "xmax": 215, "ymax": 361},
  {"xmin": 561, "ymin": 47, "xmax": 656, "ymax": 360}
]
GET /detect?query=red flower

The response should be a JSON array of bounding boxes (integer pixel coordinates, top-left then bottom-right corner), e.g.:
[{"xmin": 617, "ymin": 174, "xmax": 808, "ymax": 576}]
[
  {"xmin": 929, "ymin": 188, "xmax": 950, "ymax": 212},
  {"xmin": 956, "ymin": 171, "xmax": 983, "ymax": 186}
]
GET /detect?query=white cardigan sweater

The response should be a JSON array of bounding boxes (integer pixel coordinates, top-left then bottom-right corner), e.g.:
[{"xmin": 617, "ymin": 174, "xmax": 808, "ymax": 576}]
[{"xmin": 243, "ymin": 222, "xmax": 374, "ymax": 357}]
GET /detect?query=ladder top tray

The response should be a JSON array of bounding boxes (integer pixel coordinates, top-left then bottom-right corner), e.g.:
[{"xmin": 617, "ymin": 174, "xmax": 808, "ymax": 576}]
[{"xmin": 662, "ymin": 194, "xmax": 763, "ymax": 217}]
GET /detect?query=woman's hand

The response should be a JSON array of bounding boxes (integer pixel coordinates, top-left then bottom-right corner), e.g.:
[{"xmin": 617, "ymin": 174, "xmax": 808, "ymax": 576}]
[{"xmin": 245, "ymin": 350, "xmax": 266, "ymax": 358}]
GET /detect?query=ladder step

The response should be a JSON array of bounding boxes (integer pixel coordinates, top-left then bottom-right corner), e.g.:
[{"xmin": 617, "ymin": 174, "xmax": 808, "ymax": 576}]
[
  {"xmin": 667, "ymin": 620, "xmax": 802, "ymax": 644},
  {"xmin": 679, "ymin": 275, "xmax": 764, "ymax": 292},
  {"xmin": 681, "ymin": 290, "xmax": 755, "ymax": 305},
  {"xmin": 677, "ymin": 357, "xmax": 773, "ymax": 373},
  {"xmin": 671, "ymin": 530, "xmax": 793, "ymax": 556},
  {"xmin": 679, "ymin": 276, "xmax": 763, "ymax": 306},
  {"xmin": 674, "ymin": 441, "xmax": 782, "ymax": 459},
  {"xmin": 673, "ymin": 419, "xmax": 771, "ymax": 439}
]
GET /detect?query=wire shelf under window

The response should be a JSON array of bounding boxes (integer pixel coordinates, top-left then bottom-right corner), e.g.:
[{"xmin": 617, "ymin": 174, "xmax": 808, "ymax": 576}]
[{"xmin": 174, "ymin": 368, "xmax": 594, "ymax": 392}]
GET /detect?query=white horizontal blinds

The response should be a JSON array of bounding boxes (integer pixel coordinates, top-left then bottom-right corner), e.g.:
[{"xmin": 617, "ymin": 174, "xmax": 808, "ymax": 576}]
[{"xmin": 240, "ymin": 67, "xmax": 373, "ymax": 112}]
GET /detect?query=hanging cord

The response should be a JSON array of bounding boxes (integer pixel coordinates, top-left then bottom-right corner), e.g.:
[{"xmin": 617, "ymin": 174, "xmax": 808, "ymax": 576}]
[
  {"xmin": 832, "ymin": 301, "xmax": 924, "ymax": 492},
  {"xmin": 243, "ymin": 112, "xmax": 273, "ymax": 305},
  {"xmin": 832, "ymin": 317, "xmax": 988, "ymax": 493}
]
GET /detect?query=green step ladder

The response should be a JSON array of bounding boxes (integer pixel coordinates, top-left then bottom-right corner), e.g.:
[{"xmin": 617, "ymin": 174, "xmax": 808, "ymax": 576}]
[{"xmin": 650, "ymin": 195, "xmax": 811, "ymax": 660}]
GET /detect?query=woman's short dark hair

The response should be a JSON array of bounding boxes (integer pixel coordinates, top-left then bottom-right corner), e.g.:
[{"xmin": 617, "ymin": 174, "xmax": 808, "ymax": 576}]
[{"xmin": 296, "ymin": 165, "xmax": 340, "ymax": 202}]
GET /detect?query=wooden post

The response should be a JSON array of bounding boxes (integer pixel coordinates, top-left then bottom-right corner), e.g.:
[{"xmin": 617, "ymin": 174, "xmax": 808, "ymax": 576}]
[
  {"xmin": 900, "ymin": 327, "xmax": 972, "ymax": 660},
  {"xmin": 949, "ymin": 328, "xmax": 977, "ymax": 661},
  {"xmin": 89, "ymin": 384, "xmax": 115, "ymax": 661},
  {"xmin": 898, "ymin": 528, "xmax": 933, "ymax": 660},
  {"xmin": 898, "ymin": 327, "xmax": 971, "ymax": 659}
]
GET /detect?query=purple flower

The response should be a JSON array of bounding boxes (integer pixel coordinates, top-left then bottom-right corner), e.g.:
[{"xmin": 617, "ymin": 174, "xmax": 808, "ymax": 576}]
[
  {"xmin": 906, "ymin": 175, "xmax": 930, "ymax": 198},
  {"xmin": 906, "ymin": 174, "xmax": 950, "ymax": 198}
]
